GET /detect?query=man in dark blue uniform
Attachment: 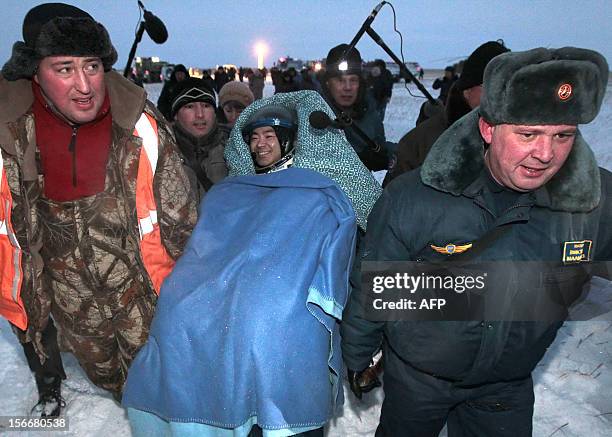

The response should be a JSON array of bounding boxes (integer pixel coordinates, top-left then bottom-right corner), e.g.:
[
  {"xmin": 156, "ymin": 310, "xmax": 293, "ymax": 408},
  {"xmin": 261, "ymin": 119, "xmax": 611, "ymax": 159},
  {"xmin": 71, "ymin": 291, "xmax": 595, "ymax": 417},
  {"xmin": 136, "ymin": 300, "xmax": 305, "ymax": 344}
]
[{"xmin": 342, "ymin": 47, "xmax": 611, "ymax": 436}]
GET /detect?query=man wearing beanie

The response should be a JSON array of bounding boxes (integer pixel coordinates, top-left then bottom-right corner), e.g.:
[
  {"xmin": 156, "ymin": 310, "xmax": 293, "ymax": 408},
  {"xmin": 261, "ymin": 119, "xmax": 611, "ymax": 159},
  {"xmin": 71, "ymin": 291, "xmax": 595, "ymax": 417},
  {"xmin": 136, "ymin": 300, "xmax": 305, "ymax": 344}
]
[
  {"xmin": 342, "ymin": 47, "xmax": 611, "ymax": 436},
  {"xmin": 170, "ymin": 77, "xmax": 229, "ymax": 193},
  {"xmin": 322, "ymin": 43, "xmax": 392, "ymax": 171},
  {"xmin": 385, "ymin": 41, "xmax": 509, "ymax": 185},
  {"xmin": 0, "ymin": 3, "xmax": 198, "ymax": 415},
  {"xmin": 218, "ymin": 80, "xmax": 255, "ymax": 130}
]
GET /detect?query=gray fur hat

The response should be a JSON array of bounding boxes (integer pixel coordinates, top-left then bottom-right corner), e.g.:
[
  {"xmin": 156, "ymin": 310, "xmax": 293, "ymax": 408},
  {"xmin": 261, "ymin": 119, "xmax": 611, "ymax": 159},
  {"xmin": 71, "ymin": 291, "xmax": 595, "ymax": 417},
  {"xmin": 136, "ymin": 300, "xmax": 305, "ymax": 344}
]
[
  {"xmin": 2, "ymin": 3, "xmax": 117, "ymax": 81},
  {"xmin": 480, "ymin": 47, "xmax": 608, "ymax": 125}
]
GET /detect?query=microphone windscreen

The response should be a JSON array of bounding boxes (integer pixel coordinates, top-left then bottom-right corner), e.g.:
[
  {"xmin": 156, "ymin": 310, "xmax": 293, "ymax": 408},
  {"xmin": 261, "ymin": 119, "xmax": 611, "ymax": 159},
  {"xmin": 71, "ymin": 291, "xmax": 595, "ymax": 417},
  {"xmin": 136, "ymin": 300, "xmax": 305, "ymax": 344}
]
[
  {"xmin": 143, "ymin": 10, "xmax": 168, "ymax": 44},
  {"xmin": 309, "ymin": 111, "xmax": 332, "ymax": 129}
]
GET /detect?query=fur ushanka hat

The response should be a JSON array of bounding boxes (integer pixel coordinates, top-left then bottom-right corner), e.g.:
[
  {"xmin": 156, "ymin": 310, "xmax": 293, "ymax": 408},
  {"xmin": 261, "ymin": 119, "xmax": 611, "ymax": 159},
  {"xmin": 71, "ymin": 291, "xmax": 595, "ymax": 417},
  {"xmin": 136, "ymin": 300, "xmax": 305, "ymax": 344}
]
[
  {"xmin": 479, "ymin": 47, "xmax": 608, "ymax": 125},
  {"xmin": 2, "ymin": 2, "xmax": 117, "ymax": 81}
]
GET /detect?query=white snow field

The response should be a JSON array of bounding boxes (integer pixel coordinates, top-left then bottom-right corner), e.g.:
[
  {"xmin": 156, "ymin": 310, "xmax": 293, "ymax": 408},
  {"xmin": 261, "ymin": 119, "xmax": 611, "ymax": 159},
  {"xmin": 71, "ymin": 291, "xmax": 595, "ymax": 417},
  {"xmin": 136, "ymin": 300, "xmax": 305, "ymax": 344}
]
[{"xmin": 1, "ymin": 77, "xmax": 610, "ymax": 436}]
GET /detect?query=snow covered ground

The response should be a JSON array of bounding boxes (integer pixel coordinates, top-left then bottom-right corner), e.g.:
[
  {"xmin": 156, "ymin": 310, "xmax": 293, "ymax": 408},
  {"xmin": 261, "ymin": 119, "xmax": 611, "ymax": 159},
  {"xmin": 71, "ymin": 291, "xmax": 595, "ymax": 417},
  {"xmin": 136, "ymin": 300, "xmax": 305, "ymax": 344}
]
[{"xmin": 1, "ymin": 78, "xmax": 610, "ymax": 436}]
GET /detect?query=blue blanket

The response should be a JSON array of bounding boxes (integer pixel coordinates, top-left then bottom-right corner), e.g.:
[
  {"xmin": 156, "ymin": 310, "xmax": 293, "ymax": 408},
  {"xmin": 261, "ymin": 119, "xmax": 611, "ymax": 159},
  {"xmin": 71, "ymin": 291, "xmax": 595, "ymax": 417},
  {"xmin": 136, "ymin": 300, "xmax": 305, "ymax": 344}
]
[{"xmin": 123, "ymin": 168, "xmax": 357, "ymax": 430}]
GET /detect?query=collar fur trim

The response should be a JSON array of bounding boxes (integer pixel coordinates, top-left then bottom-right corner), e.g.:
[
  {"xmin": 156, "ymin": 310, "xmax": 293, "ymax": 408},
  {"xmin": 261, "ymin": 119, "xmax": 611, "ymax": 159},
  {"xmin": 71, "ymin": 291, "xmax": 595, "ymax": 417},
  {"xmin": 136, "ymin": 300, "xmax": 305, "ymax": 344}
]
[{"xmin": 420, "ymin": 109, "xmax": 601, "ymax": 212}]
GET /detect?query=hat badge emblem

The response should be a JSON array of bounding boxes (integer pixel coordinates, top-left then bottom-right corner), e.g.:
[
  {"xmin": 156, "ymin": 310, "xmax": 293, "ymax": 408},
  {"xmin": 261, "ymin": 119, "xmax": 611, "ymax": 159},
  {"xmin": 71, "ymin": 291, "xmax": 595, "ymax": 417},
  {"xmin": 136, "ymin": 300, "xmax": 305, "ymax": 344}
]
[{"xmin": 557, "ymin": 83, "xmax": 572, "ymax": 101}]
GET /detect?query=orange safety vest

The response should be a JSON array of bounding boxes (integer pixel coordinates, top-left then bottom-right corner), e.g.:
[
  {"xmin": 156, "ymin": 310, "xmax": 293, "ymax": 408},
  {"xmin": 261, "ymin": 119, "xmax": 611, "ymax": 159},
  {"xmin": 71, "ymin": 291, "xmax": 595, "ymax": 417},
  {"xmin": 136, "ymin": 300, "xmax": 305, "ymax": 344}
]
[
  {"xmin": 0, "ymin": 150, "xmax": 25, "ymax": 329},
  {"xmin": 133, "ymin": 112, "xmax": 175, "ymax": 294},
  {"xmin": 0, "ymin": 112, "xmax": 174, "ymax": 330}
]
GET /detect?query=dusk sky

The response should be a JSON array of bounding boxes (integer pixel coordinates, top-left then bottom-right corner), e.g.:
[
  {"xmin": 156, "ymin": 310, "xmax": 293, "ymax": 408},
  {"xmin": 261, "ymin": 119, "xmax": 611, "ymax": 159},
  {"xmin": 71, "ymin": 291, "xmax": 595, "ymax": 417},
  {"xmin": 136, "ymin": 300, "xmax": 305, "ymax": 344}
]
[{"xmin": 3, "ymin": 0, "xmax": 612, "ymax": 69}]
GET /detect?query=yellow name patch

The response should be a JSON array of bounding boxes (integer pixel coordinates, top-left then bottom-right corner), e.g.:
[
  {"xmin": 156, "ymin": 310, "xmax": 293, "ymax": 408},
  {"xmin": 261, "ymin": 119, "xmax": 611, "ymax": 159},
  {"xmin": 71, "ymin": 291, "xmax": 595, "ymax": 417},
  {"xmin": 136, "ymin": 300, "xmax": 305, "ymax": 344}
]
[{"xmin": 562, "ymin": 240, "xmax": 592, "ymax": 264}]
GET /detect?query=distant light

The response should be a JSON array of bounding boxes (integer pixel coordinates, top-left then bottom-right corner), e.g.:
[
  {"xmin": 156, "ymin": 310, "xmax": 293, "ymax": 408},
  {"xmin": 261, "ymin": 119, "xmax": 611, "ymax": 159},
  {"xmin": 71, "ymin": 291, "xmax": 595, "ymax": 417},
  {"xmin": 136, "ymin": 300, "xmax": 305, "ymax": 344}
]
[
  {"xmin": 254, "ymin": 41, "xmax": 268, "ymax": 69},
  {"xmin": 338, "ymin": 60, "xmax": 348, "ymax": 72},
  {"xmin": 151, "ymin": 56, "xmax": 160, "ymax": 63},
  {"xmin": 255, "ymin": 42, "xmax": 268, "ymax": 56},
  {"xmin": 314, "ymin": 62, "xmax": 322, "ymax": 72}
]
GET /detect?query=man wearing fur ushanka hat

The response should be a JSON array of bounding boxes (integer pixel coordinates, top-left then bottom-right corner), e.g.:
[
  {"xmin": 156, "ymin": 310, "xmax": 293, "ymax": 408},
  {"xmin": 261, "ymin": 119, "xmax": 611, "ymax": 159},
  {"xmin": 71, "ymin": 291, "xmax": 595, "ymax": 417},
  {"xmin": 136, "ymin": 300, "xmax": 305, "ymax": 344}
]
[
  {"xmin": 342, "ymin": 47, "xmax": 611, "ymax": 436},
  {"xmin": 0, "ymin": 2, "xmax": 198, "ymax": 416}
]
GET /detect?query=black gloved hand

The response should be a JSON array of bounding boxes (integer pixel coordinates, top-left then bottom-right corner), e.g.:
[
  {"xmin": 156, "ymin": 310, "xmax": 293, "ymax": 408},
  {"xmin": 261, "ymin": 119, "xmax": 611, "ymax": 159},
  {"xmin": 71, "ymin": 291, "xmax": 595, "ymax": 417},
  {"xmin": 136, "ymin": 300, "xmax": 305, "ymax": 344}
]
[{"xmin": 347, "ymin": 367, "xmax": 382, "ymax": 400}]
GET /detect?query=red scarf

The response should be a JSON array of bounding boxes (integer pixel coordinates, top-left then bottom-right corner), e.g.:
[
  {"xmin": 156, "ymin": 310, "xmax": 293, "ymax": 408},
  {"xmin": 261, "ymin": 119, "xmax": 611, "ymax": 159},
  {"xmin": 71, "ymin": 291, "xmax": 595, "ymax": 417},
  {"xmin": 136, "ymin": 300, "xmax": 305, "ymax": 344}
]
[{"xmin": 32, "ymin": 82, "xmax": 112, "ymax": 201}]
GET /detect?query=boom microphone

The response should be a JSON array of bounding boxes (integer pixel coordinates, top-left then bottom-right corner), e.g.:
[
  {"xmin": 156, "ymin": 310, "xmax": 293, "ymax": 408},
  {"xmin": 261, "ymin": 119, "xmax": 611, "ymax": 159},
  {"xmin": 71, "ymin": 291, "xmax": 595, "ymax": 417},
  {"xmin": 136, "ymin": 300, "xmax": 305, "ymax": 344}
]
[
  {"xmin": 310, "ymin": 111, "xmax": 384, "ymax": 157},
  {"xmin": 138, "ymin": 1, "xmax": 168, "ymax": 44},
  {"xmin": 309, "ymin": 111, "xmax": 351, "ymax": 130},
  {"xmin": 343, "ymin": 1, "xmax": 386, "ymax": 58}
]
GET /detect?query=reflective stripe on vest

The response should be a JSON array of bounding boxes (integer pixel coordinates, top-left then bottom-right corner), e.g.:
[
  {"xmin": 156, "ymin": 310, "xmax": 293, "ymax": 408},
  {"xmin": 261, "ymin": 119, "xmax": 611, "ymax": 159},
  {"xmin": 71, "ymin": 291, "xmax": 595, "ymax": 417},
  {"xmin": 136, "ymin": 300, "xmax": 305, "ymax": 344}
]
[
  {"xmin": 134, "ymin": 113, "xmax": 175, "ymax": 294},
  {"xmin": 0, "ymin": 151, "xmax": 26, "ymax": 330},
  {"xmin": 0, "ymin": 113, "xmax": 173, "ymax": 330}
]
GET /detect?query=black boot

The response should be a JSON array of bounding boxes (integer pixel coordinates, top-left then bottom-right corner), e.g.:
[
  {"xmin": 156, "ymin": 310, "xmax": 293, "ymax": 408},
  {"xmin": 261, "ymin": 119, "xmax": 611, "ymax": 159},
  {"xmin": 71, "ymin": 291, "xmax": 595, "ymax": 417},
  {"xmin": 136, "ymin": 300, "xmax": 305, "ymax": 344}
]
[
  {"xmin": 31, "ymin": 375, "xmax": 65, "ymax": 417},
  {"xmin": 19, "ymin": 319, "xmax": 67, "ymax": 417}
]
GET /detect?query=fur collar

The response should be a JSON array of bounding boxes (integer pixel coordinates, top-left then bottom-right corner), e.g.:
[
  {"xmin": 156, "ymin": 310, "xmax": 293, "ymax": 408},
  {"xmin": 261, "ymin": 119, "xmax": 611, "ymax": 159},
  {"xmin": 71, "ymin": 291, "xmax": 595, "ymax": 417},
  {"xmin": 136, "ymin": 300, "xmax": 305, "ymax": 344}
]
[
  {"xmin": 420, "ymin": 109, "xmax": 601, "ymax": 212},
  {"xmin": 105, "ymin": 71, "xmax": 146, "ymax": 130},
  {"xmin": 173, "ymin": 123, "xmax": 226, "ymax": 158}
]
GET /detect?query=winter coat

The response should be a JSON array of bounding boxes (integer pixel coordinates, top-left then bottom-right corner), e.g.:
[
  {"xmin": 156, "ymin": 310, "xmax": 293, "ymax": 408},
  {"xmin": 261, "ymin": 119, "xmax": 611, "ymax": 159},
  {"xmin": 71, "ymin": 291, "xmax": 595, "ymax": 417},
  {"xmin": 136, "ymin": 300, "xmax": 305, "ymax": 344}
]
[
  {"xmin": 248, "ymin": 71, "xmax": 265, "ymax": 100},
  {"xmin": 432, "ymin": 74, "xmax": 458, "ymax": 104},
  {"xmin": 274, "ymin": 71, "xmax": 300, "ymax": 94},
  {"xmin": 157, "ymin": 66, "xmax": 190, "ymax": 121},
  {"xmin": 157, "ymin": 82, "xmax": 177, "ymax": 121},
  {"xmin": 214, "ymin": 70, "xmax": 229, "ymax": 93},
  {"xmin": 123, "ymin": 91, "xmax": 382, "ymax": 434},
  {"xmin": 384, "ymin": 83, "xmax": 471, "ymax": 185},
  {"xmin": 322, "ymin": 86, "xmax": 392, "ymax": 171},
  {"xmin": 348, "ymin": 92, "xmax": 389, "ymax": 153},
  {"xmin": 299, "ymin": 72, "xmax": 323, "ymax": 94},
  {"xmin": 369, "ymin": 68, "xmax": 394, "ymax": 105},
  {"xmin": 0, "ymin": 71, "xmax": 199, "ymax": 353},
  {"xmin": 173, "ymin": 122, "xmax": 228, "ymax": 192},
  {"xmin": 342, "ymin": 109, "xmax": 612, "ymax": 385}
]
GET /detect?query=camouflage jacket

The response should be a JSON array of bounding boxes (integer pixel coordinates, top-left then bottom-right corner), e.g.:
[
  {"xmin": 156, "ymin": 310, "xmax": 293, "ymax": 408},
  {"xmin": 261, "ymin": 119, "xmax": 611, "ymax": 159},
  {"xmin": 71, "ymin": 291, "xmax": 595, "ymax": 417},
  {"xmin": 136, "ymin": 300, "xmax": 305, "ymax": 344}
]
[{"xmin": 0, "ymin": 71, "xmax": 199, "ymax": 347}]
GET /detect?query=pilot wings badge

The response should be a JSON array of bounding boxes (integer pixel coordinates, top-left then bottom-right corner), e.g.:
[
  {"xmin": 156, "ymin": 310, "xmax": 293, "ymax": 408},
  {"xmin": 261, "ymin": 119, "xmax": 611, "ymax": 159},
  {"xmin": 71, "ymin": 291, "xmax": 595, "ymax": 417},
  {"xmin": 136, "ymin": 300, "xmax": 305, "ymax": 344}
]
[{"xmin": 430, "ymin": 242, "xmax": 473, "ymax": 255}]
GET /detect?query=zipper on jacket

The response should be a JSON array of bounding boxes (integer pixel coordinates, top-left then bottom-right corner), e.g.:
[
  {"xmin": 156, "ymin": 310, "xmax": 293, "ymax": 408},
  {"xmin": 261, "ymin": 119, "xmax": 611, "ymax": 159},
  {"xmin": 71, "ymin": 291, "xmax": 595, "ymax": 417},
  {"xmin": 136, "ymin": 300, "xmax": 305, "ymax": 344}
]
[
  {"xmin": 474, "ymin": 194, "xmax": 532, "ymax": 222},
  {"xmin": 473, "ymin": 196, "xmax": 496, "ymax": 218},
  {"xmin": 499, "ymin": 203, "xmax": 532, "ymax": 222},
  {"xmin": 68, "ymin": 126, "xmax": 78, "ymax": 187}
]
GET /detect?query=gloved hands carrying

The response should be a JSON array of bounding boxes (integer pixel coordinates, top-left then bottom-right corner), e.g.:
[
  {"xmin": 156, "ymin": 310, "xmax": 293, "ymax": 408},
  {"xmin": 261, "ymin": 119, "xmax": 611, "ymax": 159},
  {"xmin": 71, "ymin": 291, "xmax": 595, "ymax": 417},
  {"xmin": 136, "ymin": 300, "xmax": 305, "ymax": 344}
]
[{"xmin": 347, "ymin": 363, "xmax": 382, "ymax": 400}]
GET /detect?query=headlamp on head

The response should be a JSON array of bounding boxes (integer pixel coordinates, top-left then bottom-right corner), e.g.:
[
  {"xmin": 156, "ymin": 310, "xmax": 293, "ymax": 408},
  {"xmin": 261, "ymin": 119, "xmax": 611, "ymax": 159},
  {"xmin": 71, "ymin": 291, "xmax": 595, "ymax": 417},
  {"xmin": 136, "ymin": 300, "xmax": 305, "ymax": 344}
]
[{"xmin": 324, "ymin": 43, "xmax": 363, "ymax": 79}]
